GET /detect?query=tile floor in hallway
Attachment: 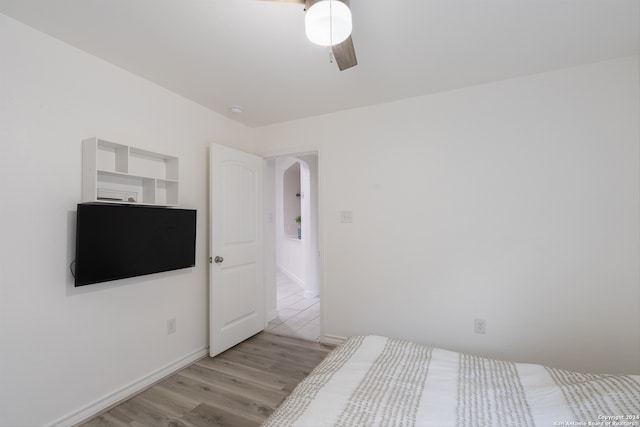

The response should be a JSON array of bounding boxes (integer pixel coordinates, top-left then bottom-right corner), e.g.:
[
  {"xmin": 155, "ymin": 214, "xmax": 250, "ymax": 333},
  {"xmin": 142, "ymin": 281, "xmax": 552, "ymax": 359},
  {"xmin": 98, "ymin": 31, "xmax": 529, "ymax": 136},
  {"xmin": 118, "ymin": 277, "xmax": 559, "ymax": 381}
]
[{"xmin": 266, "ymin": 272, "xmax": 320, "ymax": 342}]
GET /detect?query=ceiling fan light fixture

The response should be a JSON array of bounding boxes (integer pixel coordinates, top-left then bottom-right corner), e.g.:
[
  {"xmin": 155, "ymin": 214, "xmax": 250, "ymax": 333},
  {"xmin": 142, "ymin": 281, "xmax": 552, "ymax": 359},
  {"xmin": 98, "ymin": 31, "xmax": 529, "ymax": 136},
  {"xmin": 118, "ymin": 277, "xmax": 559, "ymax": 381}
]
[{"xmin": 305, "ymin": 0, "xmax": 352, "ymax": 46}]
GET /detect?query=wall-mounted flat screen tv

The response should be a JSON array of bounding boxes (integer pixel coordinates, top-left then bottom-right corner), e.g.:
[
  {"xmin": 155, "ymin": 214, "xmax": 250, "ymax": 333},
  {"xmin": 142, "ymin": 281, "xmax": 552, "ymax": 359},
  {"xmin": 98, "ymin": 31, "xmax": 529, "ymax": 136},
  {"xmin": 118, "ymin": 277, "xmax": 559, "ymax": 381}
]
[{"xmin": 75, "ymin": 203, "xmax": 197, "ymax": 286}]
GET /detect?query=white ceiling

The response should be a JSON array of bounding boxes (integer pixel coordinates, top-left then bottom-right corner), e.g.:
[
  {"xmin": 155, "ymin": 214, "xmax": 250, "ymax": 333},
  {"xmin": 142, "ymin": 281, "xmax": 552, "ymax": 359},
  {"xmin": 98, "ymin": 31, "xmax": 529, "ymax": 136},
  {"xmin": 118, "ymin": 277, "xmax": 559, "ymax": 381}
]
[{"xmin": 1, "ymin": 0, "xmax": 638, "ymax": 127}]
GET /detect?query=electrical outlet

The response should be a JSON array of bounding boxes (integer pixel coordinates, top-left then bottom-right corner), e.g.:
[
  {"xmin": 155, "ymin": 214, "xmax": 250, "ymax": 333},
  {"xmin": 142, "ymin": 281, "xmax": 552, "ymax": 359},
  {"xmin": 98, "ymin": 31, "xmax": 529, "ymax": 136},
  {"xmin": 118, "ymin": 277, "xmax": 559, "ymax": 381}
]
[
  {"xmin": 167, "ymin": 318, "xmax": 176, "ymax": 335},
  {"xmin": 474, "ymin": 318, "xmax": 486, "ymax": 334},
  {"xmin": 340, "ymin": 211, "xmax": 353, "ymax": 223}
]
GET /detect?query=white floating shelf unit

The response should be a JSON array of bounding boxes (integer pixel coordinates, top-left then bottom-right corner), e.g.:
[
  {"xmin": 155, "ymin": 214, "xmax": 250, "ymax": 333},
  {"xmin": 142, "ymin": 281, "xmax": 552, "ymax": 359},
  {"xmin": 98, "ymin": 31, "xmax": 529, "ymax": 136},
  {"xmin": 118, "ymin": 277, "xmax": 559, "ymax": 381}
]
[{"xmin": 82, "ymin": 137, "xmax": 179, "ymax": 206}]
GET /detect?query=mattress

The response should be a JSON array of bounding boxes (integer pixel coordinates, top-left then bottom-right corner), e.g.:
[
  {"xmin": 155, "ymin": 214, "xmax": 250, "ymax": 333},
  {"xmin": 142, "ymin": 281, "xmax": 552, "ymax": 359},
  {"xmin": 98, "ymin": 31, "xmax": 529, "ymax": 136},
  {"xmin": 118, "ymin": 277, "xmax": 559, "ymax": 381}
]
[{"xmin": 262, "ymin": 335, "xmax": 640, "ymax": 427}]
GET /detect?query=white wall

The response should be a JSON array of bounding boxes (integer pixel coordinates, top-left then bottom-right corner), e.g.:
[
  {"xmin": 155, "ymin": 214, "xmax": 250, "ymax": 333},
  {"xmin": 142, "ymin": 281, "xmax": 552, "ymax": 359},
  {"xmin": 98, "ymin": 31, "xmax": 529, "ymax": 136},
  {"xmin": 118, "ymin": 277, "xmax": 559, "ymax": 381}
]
[
  {"xmin": 0, "ymin": 15, "xmax": 256, "ymax": 426},
  {"xmin": 282, "ymin": 160, "xmax": 301, "ymax": 238},
  {"xmin": 264, "ymin": 159, "xmax": 277, "ymax": 321},
  {"xmin": 0, "ymin": 12, "xmax": 637, "ymax": 426},
  {"xmin": 276, "ymin": 158, "xmax": 304, "ymax": 284},
  {"xmin": 258, "ymin": 56, "xmax": 640, "ymax": 375},
  {"xmin": 298, "ymin": 154, "xmax": 320, "ymax": 297}
]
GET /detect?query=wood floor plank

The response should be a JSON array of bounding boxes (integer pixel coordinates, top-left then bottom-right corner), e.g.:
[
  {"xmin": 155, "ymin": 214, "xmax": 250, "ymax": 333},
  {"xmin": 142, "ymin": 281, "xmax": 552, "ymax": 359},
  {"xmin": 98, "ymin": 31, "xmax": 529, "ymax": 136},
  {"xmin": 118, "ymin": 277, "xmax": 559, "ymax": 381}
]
[
  {"xmin": 213, "ymin": 347, "xmax": 276, "ymax": 370},
  {"xmin": 178, "ymin": 364, "xmax": 287, "ymax": 407},
  {"xmin": 252, "ymin": 332, "xmax": 333, "ymax": 353},
  {"xmin": 217, "ymin": 344, "xmax": 324, "ymax": 376},
  {"xmin": 81, "ymin": 412, "xmax": 130, "ymax": 427},
  {"xmin": 181, "ymin": 403, "xmax": 257, "ymax": 427},
  {"xmin": 111, "ymin": 396, "xmax": 194, "ymax": 427},
  {"xmin": 78, "ymin": 332, "xmax": 334, "ymax": 427},
  {"xmin": 161, "ymin": 373, "xmax": 273, "ymax": 423},
  {"xmin": 134, "ymin": 385, "xmax": 201, "ymax": 418},
  {"xmin": 236, "ymin": 340, "xmax": 330, "ymax": 368},
  {"xmin": 195, "ymin": 357, "xmax": 290, "ymax": 392}
]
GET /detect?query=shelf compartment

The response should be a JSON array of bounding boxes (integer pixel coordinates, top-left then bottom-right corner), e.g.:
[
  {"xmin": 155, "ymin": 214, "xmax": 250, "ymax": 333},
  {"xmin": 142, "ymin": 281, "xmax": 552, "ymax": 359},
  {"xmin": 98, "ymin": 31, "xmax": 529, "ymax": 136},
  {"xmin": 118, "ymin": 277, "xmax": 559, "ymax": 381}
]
[
  {"xmin": 95, "ymin": 171, "xmax": 147, "ymax": 204},
  {"xmin": 83, "ymin": 137, "xmax": 180, "ymax": 207},
  {"xmin": 129, "ymin": 147, "xmax": 179, "ymax": 181},
  {"xmin": 93, "ymin": 173, "xmax": 159, "ymax": 205},
  {"xmin": 142, "ymin": 177, "xmax": 156, "ymax": 204},
  {"xmin": 96, "ymin": 139, "xmax": 129, "ymax": 173},
  {"xmin": 97, "ymin": 188, "xmax": 138, "ymax": 203},
  {"xmin": 156, "ymin": 179, "xmax": 179, "ymax": 206}
]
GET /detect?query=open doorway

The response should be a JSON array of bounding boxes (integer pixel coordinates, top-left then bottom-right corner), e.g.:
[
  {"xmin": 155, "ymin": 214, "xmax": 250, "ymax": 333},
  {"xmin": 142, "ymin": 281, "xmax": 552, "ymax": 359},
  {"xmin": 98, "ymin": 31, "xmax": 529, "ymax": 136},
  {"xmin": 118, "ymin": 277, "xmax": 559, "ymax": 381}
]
[{"xmin": 264, "ymin": 154, "xmax": 320, "ymax": 341}]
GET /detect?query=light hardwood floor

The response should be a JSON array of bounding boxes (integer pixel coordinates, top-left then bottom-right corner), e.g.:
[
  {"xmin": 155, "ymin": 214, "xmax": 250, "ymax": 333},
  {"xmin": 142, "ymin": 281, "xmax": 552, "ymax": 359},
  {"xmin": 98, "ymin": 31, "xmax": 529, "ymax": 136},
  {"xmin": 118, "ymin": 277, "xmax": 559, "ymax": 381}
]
[
  {"xmin": 80, "ymin": 332, "xmax": 334, "ymax": 427},
  {"xmin": 266, "ymin": 272, "xmax": 320, "ymax": 341}
]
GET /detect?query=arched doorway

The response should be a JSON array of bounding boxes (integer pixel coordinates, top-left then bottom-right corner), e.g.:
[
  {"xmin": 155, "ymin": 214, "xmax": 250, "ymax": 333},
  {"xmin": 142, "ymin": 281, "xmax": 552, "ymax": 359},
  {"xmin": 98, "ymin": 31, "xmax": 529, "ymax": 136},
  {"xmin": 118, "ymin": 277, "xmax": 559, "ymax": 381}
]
[{"xmin": 265, "ymin": 155, "xmax": 320, "ymax": 341}]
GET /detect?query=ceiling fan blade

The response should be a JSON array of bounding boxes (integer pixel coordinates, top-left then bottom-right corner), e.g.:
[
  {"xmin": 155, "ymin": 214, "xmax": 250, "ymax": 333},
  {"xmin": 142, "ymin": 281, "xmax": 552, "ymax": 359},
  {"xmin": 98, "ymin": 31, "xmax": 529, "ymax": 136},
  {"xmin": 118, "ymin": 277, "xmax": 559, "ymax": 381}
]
[{"xmin": 332, "ymin": 35, "xmax": 357, "ymax": 71}]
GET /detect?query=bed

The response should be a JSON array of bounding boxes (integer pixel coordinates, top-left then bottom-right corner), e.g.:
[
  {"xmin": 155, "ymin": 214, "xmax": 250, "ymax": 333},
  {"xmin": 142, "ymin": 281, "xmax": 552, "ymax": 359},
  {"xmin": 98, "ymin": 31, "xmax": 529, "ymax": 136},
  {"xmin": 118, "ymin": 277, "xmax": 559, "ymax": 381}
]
[{"xmin": 262, "ymin": 335, "xmax": 640, "ymax": 427}]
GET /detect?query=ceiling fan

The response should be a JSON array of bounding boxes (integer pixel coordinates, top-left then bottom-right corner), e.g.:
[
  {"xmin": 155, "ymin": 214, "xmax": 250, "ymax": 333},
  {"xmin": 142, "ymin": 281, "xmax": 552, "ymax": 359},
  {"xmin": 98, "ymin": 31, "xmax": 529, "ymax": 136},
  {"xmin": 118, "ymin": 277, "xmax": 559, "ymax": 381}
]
[{"xmin": 262, "ymin": 0, "xmax": 358, "ymax": 71}]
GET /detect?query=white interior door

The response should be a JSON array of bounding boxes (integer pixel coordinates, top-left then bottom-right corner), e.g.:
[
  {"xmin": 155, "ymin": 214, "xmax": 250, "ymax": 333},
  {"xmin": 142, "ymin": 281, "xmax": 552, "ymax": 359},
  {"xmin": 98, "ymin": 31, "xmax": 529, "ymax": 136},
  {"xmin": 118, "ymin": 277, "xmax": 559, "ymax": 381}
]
[{"xmin": 209, "ymin": 143, "xmax": 264, "ymax": 357}]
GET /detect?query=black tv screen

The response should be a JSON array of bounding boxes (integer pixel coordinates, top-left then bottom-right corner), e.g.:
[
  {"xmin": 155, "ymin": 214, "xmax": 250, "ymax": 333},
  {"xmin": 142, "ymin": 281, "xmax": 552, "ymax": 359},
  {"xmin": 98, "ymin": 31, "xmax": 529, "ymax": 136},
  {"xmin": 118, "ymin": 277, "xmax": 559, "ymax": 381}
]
[{"xmin": 75, "ymin": 203, "xmax": 196, "ymax": 286}]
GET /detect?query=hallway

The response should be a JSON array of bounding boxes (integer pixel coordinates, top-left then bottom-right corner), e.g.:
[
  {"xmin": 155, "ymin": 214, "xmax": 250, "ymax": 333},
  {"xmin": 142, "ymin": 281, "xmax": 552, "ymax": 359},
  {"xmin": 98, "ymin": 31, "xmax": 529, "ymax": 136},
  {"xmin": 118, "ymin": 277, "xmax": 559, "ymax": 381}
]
[{"xmin": 266, "ymin": 272, "xmax": 320, "ymax": 342}]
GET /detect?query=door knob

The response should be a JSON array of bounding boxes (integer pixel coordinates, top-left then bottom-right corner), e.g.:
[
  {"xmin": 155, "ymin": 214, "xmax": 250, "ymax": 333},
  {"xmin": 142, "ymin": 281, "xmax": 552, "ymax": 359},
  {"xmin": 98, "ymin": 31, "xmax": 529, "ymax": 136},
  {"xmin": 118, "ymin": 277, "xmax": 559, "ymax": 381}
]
[{"xmin": 214, "ymin": 256, "xmax": 224, "ymax": 264}]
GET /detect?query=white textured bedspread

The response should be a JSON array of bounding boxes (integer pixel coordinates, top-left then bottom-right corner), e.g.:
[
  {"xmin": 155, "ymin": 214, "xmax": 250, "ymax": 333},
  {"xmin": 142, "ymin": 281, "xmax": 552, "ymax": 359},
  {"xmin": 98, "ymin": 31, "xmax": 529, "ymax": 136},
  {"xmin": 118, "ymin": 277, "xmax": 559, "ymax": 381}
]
[{"xmin": 263, "ymin": 335, "xmax": 640, "ymax": 427}]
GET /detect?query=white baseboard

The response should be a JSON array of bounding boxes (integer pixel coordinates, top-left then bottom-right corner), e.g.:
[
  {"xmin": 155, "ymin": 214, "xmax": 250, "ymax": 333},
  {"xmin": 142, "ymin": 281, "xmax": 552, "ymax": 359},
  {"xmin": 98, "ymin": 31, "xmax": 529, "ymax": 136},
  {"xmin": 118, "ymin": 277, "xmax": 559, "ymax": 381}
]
[
  {"xmin": 48, "ymin": 346, "xmax": 209, "ymax": 427},
  {"xmin": 304, "ymin": 289, "xmax": 319, "ymax": 298},
  {"xmin": 322, "ymin": 334, "xmax": 347, "ymax": 346},
  {"xmin": 277, "ymin": 265, "xmax": 304, "ymax": 289}
]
